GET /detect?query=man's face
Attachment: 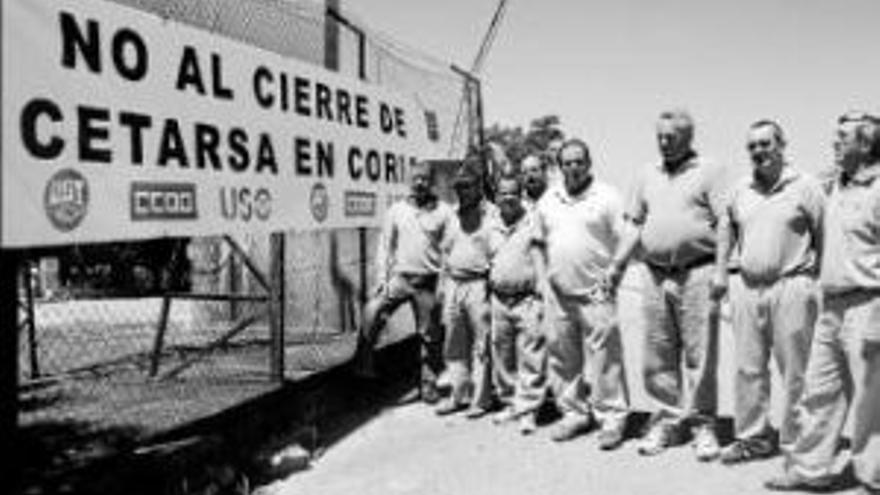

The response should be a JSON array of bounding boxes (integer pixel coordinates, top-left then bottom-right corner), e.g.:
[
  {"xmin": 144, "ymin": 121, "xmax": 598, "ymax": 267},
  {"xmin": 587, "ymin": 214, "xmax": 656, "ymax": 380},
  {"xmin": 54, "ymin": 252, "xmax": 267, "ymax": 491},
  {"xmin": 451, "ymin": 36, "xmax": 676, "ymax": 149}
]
[
  {"xmin": 834, "ymin": 121, "xmax": 865, "ymax": 171},
  {"xmin": 520, "ymin": 155, "xmax": 546, "ymax": 197},
  {"xmin": 454, "ymin": 180, "xmax": 482, "ymax": 208},
  {"xmin": 559, "ymin": 144, "xmax": 591, "ymax": 195},
  {"xmin": 496, "ymin": 179, "xmax": 522, "ymax": 222},
  {"xmin": 409, "ymin": 165, "xmax": 433, "ymax": 198},
  {"xmin": 656, "ymin": 118, "xmax": 692, "ymax": 163},
  {"xmin": 747, "ymin": 125, "xmax": 784, "ymax": 176}
]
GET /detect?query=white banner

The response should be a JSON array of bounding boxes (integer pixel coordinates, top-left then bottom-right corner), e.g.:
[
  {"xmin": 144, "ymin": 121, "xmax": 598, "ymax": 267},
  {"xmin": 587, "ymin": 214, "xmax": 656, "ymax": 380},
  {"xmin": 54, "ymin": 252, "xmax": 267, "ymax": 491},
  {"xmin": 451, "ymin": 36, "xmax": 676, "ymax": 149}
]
[{"xmin": 1, "ymin": 0, "xmax": 445, "ymax": 248}]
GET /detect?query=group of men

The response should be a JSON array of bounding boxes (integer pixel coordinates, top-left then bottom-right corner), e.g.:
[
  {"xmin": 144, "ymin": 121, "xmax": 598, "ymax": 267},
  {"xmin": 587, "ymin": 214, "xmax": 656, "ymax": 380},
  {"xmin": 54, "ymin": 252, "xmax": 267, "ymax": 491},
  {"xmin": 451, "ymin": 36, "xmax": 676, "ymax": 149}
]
[{"xmin": 353, "ymin": 109, "xmax": 880, "ymax": 494}]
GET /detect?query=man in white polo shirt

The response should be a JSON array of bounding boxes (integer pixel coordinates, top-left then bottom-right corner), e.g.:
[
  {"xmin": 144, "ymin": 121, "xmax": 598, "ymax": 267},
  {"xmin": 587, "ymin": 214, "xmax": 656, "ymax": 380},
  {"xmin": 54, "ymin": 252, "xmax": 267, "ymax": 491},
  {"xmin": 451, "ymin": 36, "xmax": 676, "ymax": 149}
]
[
  {"xmin": 534, "ymin": 138, "xmax": 630, "ymax": 450},
  {"xmin": 766, "ymin": 112, "xmax": 880, "ymax": 495},
  {"xmin": 714, "ymin": 120, "xmax": 824, "ymax": 464}
]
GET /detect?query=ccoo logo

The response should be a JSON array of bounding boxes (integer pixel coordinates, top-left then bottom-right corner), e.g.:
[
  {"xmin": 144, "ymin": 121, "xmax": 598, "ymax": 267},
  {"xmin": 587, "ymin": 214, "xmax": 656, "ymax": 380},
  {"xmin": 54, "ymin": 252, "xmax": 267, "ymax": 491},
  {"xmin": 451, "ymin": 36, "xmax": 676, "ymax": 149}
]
[{"xmin": 44, "ymin": 168, "xmax": 89, "ymax": 232}]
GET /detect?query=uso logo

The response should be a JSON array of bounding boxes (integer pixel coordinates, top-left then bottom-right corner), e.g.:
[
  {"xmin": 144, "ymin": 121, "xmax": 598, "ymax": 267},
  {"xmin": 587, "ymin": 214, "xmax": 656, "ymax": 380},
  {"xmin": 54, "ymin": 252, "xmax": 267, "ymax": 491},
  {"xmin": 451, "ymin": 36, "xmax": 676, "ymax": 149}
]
[
  {"xmin": 309, "ymin": 183, "xmax": 329, "ymax": 223},
  {"xmin": 44, "ymin": 168, "xmax": 89, "ymax": 232}
]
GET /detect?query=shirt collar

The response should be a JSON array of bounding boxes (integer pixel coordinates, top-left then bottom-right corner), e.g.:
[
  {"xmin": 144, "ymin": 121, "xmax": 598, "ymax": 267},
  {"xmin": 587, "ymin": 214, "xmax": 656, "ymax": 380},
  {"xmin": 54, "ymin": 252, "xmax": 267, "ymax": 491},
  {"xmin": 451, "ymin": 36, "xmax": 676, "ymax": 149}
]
[
  {"xmin": 846, "ymin": 164, "xmax": 880, "ymax": 187},
  {"xmin": 661, "ymin": 150, "xmax": 698, "ymax": 175},
  {"xmin": 553, "ymin": 178, "xmax": 595, "ymax": 205},
  {"xmin": 751, "ymin": 163, "xmax": 799, "ymax": 194}
]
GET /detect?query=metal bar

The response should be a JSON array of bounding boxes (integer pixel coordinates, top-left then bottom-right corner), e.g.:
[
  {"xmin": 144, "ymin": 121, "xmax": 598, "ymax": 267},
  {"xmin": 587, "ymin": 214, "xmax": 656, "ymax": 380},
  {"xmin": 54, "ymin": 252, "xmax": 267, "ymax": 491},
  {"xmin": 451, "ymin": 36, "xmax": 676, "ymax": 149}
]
[
  {"xmin": 357, "ymin": 30, "xmax": 367, "ymax": 81},
  {"xmin": 161, "ymin": 312, "xmax": 265, "ymax": 380},
  {"xmin": 22, "ymin": 262, "xmax": 39, "ymax": 379},
  {"xmin": 164, "ymin": 292, "xmax": 269, "ymax": 302},
  {"xmin": 148, "ymin": 295, "xmax": 172, "ymax": 377},
  {"xmin": 222, "ymin": 235, "xmax": 270, "ymax": 292},
  {"xmin": 1, "ymin": 249, "xmax": 21, "ymax": 491},
  {"xmin": 358, "ymin": 227, "xmax": 368, "ymax": 309},
  {"xmin": 324, "ymin": 0, "xmax": 341, "ymax": 72},
  {"xmin": 269, "ymin": 233, "xmax": 285, "ymax": 382}
]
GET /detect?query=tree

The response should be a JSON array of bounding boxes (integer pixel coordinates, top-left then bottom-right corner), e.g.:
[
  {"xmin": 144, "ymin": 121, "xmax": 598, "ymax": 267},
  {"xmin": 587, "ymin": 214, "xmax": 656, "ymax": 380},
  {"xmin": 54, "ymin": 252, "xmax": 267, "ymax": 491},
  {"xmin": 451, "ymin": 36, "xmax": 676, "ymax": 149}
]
[{"xmin": 484, "ymin": 114, "xmax": 565, "ymax": 171}]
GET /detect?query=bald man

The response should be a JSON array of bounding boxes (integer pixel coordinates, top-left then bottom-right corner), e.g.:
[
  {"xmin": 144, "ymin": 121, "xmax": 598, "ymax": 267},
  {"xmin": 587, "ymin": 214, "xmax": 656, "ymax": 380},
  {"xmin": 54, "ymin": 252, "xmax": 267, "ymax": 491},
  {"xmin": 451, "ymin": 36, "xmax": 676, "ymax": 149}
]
[{"xmin": 610, "ymin": 109, "xmax": 728, "ymax": 461}]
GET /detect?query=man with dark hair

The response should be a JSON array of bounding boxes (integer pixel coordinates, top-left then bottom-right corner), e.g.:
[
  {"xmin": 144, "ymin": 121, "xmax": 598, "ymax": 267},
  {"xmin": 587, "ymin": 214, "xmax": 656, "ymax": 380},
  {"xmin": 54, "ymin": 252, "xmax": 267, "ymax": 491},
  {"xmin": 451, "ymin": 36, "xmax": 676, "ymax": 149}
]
[
  {"xmin": 520, "ymin": 153, "xmax": 549, "ymax": 209},
  {"xmin": 488, "ymin": 174, "xmax": 547, "ymax": 434},
  {"xmin": 533, "ymin": 138, "xmax": 630, "ymax": 449},
  {"xmin": 766, "ymin": 112, "xmax": 880, "ymax": 495},
  {"xmin": 435, "ymin": 159, "xmax": 499, "ymax": 418},
  {"xmin": 609, "ymin": 109, "xmax": 728, "ymax": 461},
  {"xmin": 355, "ymin": 161, "xmax": 453, "ymax": 404},
  {"xmin": 714, "ymin": 120, "xmax": 824, "ymax": 464}
]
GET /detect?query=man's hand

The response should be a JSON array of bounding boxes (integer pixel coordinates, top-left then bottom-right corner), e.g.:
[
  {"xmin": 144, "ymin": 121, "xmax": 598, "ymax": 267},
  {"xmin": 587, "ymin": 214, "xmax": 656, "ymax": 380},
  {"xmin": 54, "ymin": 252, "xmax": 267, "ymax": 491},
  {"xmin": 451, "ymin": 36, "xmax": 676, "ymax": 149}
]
[
  {"xmin": 709, "ymin": 271, "xmax": 728, "ymax": 301},
  {"xmin": 604, "ymin": 263, "xmax": 625, "ymax": 292}
]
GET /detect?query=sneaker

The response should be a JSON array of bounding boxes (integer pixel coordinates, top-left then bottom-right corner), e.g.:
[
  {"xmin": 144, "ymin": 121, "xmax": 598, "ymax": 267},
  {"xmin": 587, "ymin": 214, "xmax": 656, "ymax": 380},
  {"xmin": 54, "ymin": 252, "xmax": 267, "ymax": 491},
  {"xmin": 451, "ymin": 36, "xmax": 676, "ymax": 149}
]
[
  {"xmin": 599, "ymin": 424, "xmax": 624, "ymax": 450},
  {"xmin": 420, "ymin": 382, "xmax": 441, "ymax": 405},
  {"xmin": 491, "ymin": 407, "xmax": 519, "ymax": 425},
  {"xmin": 518, "ymin": 414, "xmax": 537, "ymax": 436},
  {"xmin": 764, "ymin": 472, "xmax": 837, "ymax": 492},
  {"xmin": 464, "ymin": 406, "xmax": 493, "ymax": 420},
  {"xmin": 550, "ymin": 414, "xmax": 593, "ymax": 442},
  {"xmin": 637, "ymin": 423, "xmax": 677, "ymax": 456},
  {"xmin": 719, "ymin": 437, "xmax": 778, "ymax": 465},
  {"xmin": 692, "ymin": 424, "xmax": 720, "ymax": 462},
  {"xmin": 435, "ymin": 399, "xmax": 467, "ymax": 416}
]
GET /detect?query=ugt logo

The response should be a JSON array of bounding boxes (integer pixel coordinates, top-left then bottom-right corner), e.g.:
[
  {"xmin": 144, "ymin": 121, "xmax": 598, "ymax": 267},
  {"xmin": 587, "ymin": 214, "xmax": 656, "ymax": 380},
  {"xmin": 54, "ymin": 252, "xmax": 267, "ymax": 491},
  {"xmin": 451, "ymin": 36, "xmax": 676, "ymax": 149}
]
[{"xmin": 44, "ymin": 168, "xmax": 89, "ymax": 232}]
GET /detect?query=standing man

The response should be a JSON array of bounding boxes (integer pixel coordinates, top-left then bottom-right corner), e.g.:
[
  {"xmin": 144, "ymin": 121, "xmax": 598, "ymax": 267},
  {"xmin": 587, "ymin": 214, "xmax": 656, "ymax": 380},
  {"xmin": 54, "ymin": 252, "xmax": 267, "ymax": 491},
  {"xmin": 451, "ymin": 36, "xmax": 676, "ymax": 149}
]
[
  {"xmin": 609, "ymin": 109, "xmax": 728, "ymax": 461},
  {"xmin": 535, "ymin": 138, "xmax": 630, "ymax": 449},
  {"xmin": 356, "ymin": 161, "xmax": 454, "ymax": 404},
  {"xmin": 714, "ymin": 120, "xmax": 824, "ymax": 464},
  {"xmin": 435, "ymin": 160, "xmax": 498, "ymax": 418},
  {"xmin": 488, "ymin": 174, "xmax": 547, "ymax": 434},
  {"xmin": 520, "ymin": 153, "xmax": 549, "ymax": 210},
  {"xmin": 766, "ymin": 112, "xmax": 880, "ymax": 494}
]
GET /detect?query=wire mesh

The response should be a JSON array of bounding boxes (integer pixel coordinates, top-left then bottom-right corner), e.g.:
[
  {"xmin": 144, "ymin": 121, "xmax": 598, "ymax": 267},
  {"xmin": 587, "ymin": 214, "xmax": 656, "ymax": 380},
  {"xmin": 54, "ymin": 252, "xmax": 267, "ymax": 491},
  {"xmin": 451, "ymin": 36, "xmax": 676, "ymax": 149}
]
[{"xmin": 17, "ymin": 1, "xmax": 481, "ymax": 489}]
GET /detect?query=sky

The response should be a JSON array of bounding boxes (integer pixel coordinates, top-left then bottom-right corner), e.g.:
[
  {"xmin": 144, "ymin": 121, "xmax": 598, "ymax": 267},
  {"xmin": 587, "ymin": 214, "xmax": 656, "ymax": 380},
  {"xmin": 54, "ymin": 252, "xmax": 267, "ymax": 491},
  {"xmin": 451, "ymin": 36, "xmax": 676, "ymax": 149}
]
[{"xmin": 348, "ymin": 0, "xmax": 880, "ymax": 192}]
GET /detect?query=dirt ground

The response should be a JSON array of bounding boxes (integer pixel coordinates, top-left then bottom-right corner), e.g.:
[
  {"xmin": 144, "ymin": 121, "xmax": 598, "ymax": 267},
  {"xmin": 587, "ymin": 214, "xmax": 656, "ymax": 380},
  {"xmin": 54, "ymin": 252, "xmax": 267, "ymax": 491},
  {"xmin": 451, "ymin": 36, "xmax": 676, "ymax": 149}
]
[{"xmin": 258, "ymin": 266, "xmax": 859, "ymax": 495}]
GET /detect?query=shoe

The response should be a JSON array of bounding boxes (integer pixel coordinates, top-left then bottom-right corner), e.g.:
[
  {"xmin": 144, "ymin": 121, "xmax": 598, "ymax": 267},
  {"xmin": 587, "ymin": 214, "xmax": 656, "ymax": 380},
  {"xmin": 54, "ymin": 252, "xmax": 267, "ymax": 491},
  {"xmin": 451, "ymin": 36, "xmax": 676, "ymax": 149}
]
[
  {"xmin": 420, "ymin": 382, "xmax": 441, "ymax": 405},
  {"xmin": 693, "ymin": 424, "xmax": 720, "ymax": 462},
  {"xmin": 435, "ymin": 399, "xmax": 467, "ymax": 416},
  {"xmin": 518, "ymin": 414, "xmax": 537, "ymax": 436},
  {"xmin": 719, "ymin": 437, "xmax": 778, "ymax": 465},
  {"xmin": 764, "ymin": 473, "xmax": 836, "ymax": 492},
  {"xmin": 597, "ymin": 423, "xmax": 626, "ymax": 451},
  {"xmin": 492, "ymin": 407, "xmax": 518, "ymax": 425},
  {"xmin": 550, "ymin": 414, "xmax": 593, "ymax": 442},
  {"xmin": 637, "ymin": 423, "xmax": 677, "ymax": 456},
  {"xmin": 857, "ymin": 484, "xmax": 880, "ymax": 495},
  {"xmin": 464, "ymin": 407, "xmax": 492, "ymax": 420}
]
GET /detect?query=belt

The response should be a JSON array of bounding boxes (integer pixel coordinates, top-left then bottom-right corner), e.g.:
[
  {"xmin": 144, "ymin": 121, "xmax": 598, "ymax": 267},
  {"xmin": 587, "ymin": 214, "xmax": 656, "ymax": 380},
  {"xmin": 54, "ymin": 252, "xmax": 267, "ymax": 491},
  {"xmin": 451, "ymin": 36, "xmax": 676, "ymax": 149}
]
[
  {"xmin": 491, "ymin": 287, "xmax": 539, "ymax": 306},
  {"xmin": 645, "ymin": 255, "xmax": 714, "ymax": 276}
]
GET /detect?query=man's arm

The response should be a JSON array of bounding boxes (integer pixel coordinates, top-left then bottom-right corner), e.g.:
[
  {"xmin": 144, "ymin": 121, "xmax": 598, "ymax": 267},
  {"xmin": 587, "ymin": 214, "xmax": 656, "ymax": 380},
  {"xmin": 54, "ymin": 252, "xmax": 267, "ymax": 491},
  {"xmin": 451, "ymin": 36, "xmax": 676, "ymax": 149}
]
[
  {"xmin": 374, "ymin": 204, "xmax": 398, "ymax": 294},
  {"xmin": 607, "ymin": 176, "xmax": 647, "ymax": 288},
  {"xmin": 712, "ymin": 199, "xmax": 735, "ymax": 301}
]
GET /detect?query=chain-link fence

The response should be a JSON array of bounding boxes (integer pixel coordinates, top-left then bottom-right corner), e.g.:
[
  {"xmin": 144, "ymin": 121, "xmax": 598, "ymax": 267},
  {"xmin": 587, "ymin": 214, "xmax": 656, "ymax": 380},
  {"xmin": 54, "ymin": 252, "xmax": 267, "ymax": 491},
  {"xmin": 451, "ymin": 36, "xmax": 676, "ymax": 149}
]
[{"xmin": 15, "ymin": 0, "xmax": 481, "ymax": 490}]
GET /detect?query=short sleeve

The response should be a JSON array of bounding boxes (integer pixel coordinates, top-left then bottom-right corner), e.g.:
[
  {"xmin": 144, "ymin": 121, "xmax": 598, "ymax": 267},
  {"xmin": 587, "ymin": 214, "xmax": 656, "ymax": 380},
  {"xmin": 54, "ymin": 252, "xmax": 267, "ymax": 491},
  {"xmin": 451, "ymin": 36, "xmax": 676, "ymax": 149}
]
[{"xmin": 625, "ymin": 171, "xmax": 648, "ymax": 225}]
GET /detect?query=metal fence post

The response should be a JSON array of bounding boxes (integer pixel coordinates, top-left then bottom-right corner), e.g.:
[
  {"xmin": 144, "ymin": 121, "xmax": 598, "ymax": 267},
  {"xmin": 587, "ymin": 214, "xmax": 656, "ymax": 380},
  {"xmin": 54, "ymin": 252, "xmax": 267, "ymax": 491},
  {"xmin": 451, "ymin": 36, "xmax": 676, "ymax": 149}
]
[
  {"xmin": 1, "ymin": 250, "xmax": 20, "ymax": 490},
  {"xmin": 269, "ymin": 232, "xmax": 285, "ymax": 382}
]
